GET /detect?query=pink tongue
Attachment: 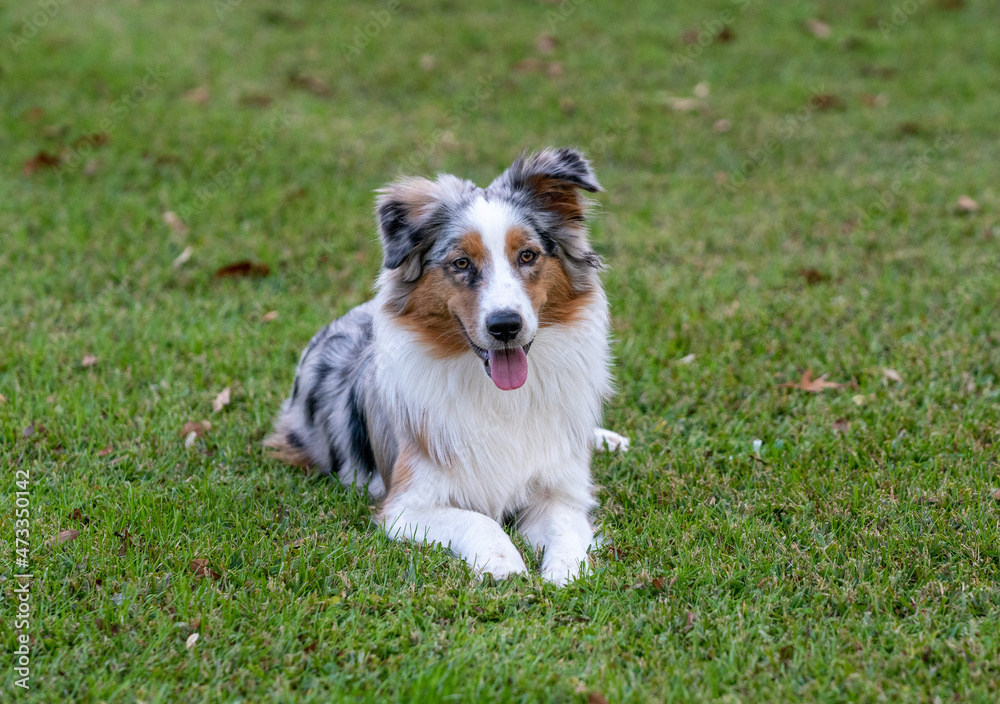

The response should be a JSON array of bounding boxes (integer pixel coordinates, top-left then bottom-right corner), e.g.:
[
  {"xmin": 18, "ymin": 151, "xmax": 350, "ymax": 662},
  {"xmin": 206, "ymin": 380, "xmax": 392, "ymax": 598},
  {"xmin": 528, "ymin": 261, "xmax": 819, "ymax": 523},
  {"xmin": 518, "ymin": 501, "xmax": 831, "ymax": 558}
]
[{"xmin": 487, "ymin": 347, "xmax": 528, "ymax": 390}]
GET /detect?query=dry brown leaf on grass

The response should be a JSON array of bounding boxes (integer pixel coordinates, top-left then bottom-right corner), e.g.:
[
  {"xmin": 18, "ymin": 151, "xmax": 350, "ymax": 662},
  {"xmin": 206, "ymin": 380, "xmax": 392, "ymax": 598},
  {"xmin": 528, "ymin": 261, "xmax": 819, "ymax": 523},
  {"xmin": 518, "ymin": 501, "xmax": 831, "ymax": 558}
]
[
  {"xmin": 957, "ymin": 195, "xmax": 979, "ymax": 213},
  {"xmin": 212, "ymin": 388, "xmax": 231, "ymax": 413},
  {"xmin": 239, "ymin": 93, "xmax": 273, "ymax": 108},
  {"xmin": 860, "ymin": 93, "xmax": 889, "ymax": 108},
  {"xmin": 832, "ymin": 418, "xmax": 850, "ymax": 433},
  {"xmin": 806, "ymin": 19, "xmax": 831, "ymax": 38},
  {"xmin": 687, "ymin": 24, "xmax": 736, "ymax": 44},
  {"xmin": 181, "ymin": 420, "xmax": 212, "ymax": 447},
  {"xmin": 81, "ymin": 354, "xmax": 99, "ymax": 368},
  {"xmin": 536, "ymin": 34, "xmax": 556, "ymax": 53},
  {"xmin": 993, "ymin": 488, "xmax": 1000, "ymax": 502},
  {"xmin": 798, "ymin": 268, "xmax": 830, "ymax": 285},
  {"xmin": 514, "ymin": 58, "xmax": 543, "ymax": 73},
  {"xmin": 664, "ymin": 96, "xmax": 703, "ymax": 112},
  {"xmin": 186, "ymin": 632, "xmax": 200, "ymax": 649},
  {"xmin": 780, "ymin": 369, "xmax": 843, "ymax": 392},
  {"xmin": 189, "ymin": 559, "xmax": 221, "ymax": 580},
  {"xmin": 181, "ymin": 420, "xmax": 212, "ymax": 438},
  {"xmin": 183, "ymin": 85, "xmax": 210, "ymax": 104},
  {"xmin": 587, "ymin": 694, "xmax": 610, "ymax": 704},
  {"xmin": 97, "ymin": 446, "xmax": 113, "ymax": 457},
  {"xmin": 47, "ymin": 529, "xmax": 80, "ymax": 546},
  {"xmin": 163, "ymin": 211, "xmax": 189, "ymax": 235},
  {"xmin": 419, "ymin": 54, "xmax": 435, "ymax": 71},
  {"xmin": 882, "ymin": 368, "xmax": 903, "ymax": 383},
  {"xmin": 214, "ymin": 260, "xmax": 270, "ymax": 278},
  {"xmin": 288, "ymin": 70, "xmax": 331, "ymax": 97},
  {"xmin": 261, "ymin": 310, "xmax": 279, "ymax": 323},
  {"xmin": 0, "ymin": 394, "xmax": 6, "ymax": 404},
  {"xmin": 23, "ymin": 151, "xmax": 61, "ymax": 175},
  {"xmin": 173, "ymin": 246, "xmax": 194, "ymax": 269},
  {"xmin": 810, "ymin": 93, "xmax": 845, "ymax": 111}
]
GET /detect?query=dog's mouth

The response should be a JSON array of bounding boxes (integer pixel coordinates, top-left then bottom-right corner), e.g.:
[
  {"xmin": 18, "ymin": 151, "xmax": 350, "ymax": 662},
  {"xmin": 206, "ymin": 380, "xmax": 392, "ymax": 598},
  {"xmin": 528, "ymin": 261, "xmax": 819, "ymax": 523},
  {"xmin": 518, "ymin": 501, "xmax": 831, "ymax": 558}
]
[{"xmin": 459, "ymin": 323, "xmax": 533, "ymax": 391}]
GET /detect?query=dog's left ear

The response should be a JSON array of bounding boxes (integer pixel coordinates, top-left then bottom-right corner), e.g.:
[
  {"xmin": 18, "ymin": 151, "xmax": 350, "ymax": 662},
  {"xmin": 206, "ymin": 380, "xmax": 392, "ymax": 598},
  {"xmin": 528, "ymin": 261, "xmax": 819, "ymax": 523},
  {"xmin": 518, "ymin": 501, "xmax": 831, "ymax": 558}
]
[
  {"xmin": 489, "ymin": 148, "xmax": 603, "ymax": 279},
  {"xmin": 491, "ymin": 147, "xmax": 601, "ymax": 214},
  {"xmin": 376, "ymin": 174, "xmax": 475, "ymax": 282}
]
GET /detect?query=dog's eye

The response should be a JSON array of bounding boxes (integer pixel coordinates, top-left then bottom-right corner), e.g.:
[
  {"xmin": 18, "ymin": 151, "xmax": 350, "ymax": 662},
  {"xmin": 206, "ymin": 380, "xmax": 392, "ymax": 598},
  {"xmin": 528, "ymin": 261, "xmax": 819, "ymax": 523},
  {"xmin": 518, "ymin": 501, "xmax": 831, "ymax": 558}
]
[
  {"xmin": 452, "ymin": 257, "xmax": 471, "ymax": 270},
  {"xmin": 519, "ymin": 250, "xmax": 537, "ymax": 264}
]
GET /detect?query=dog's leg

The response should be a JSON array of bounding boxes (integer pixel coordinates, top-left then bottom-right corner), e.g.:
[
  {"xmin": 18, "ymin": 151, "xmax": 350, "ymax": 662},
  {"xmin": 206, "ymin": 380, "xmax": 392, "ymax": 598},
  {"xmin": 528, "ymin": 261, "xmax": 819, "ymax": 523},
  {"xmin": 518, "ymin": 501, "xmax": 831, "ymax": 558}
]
[
  {"xmin": 519, "ymin": 497, "xmax": 595, "ymax": 586},
  {"xmin": 380, "ymin": 505, "xmax": 528, "ymax": 579},
  {"xmin": 592, "ymin": 427, "xmax": 629, "ymax": 453},
  {"xmin": 379, "ymin": 470, "xmax": 528, "ymax": 579}
]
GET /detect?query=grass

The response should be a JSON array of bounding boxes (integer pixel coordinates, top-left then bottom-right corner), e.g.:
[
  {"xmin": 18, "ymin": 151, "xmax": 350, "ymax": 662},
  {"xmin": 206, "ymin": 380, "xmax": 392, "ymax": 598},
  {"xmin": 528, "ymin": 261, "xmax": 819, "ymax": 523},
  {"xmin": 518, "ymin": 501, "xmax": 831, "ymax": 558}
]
[{"xmin": 2, "ymin": 0, "xmax": 999, "ymax": 701}]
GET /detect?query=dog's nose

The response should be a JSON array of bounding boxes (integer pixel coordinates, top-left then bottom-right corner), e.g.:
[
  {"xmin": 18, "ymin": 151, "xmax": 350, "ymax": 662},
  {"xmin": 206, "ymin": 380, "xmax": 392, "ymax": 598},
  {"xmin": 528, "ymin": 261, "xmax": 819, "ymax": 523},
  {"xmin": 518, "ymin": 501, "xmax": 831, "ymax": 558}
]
[{"xmin": 486, "ymin": 309, "xmax": 522, "ymax": 342}]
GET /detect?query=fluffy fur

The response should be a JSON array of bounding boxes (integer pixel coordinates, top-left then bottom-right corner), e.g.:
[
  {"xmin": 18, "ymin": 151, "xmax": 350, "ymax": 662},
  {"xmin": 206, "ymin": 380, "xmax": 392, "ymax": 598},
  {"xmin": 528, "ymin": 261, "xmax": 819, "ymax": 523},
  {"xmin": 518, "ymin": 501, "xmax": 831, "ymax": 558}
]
[{"xmin": 266, "ymin": 148, "xmax": 627, "ymax": 585}]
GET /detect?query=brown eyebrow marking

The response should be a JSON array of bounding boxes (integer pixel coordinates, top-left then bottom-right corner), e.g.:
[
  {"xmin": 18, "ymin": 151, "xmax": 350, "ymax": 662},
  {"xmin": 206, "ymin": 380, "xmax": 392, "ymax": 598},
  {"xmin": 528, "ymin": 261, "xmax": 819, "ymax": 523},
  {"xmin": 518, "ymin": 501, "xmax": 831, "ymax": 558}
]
[
  {"xmin": 505, "ymin": 226, "xmax": 532, "ymax": 261},
  {"xmin": 457, "ymin": 231, "xmax": 488, "ymax": 266}
]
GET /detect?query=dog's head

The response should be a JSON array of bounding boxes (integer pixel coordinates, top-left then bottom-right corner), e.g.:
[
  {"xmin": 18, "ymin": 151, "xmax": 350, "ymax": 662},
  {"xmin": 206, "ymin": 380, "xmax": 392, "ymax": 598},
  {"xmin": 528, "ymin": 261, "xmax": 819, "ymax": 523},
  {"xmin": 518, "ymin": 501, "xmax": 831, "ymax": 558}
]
[{"xmin": 376, "ymin": 148, "xmax": 602, "ymax": 391}]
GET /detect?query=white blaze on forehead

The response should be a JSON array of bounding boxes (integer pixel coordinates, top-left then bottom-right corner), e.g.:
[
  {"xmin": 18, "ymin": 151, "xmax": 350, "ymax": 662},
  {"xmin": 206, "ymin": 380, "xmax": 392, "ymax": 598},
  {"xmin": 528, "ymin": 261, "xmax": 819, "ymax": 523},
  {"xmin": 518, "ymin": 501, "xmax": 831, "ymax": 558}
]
[
  {"xmin": 461, "ymin": 197, "xmax": 517, "ymax": 257},
  {"xmin": 461, "ymin": 197, "xmax": 537, "ymax": 341}
]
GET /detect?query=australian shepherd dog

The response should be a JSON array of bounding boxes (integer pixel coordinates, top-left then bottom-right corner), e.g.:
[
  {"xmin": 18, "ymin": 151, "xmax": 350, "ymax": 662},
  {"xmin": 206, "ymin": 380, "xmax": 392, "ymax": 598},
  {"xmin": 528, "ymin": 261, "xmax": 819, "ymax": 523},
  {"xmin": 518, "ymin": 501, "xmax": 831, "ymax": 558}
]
[{"xmin": 266, "ymin": 148, "xmax": 628, "ymax": 585}]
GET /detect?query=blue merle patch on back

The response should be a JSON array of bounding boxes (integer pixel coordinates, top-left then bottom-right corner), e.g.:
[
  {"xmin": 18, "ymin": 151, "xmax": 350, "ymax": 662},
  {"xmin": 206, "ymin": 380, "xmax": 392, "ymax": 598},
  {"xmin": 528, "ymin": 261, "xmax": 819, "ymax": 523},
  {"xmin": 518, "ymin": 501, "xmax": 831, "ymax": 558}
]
[{"xmin": 265, "ymin": 301, "xmax": 390, "ymax": 488}]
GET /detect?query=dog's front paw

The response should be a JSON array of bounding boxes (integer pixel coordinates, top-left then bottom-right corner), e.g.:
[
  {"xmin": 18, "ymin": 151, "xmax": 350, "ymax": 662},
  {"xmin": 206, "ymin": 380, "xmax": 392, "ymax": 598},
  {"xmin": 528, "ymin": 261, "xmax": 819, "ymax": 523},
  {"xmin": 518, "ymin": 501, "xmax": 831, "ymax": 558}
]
[
  {"xmin": 593, "ymin": 427, "xmax": 630, "ymax": 453},
  {"xmin": 475, "ymin": 550, "xmax": 528, "ymax": 581},
  {"xmin": 541, "ymin": 555, "xmax": 589, "ymax": 587}
]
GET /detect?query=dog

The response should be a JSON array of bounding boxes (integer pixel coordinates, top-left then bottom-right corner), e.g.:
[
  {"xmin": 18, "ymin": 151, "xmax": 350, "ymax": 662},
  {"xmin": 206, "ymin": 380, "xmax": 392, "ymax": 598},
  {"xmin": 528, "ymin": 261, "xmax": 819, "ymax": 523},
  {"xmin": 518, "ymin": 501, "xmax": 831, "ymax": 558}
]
[{"xmin": 265, "ymin": 148, "xmax": 628, "ymax": 585}]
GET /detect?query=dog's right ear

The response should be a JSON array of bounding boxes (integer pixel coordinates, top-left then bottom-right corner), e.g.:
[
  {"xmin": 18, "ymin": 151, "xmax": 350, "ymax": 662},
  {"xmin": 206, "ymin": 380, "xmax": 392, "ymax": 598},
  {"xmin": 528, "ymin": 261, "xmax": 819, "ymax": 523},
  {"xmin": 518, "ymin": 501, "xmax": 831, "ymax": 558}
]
[{"xmin": 376, "ymin": 175, "xmax": 473, "ymax": 282}]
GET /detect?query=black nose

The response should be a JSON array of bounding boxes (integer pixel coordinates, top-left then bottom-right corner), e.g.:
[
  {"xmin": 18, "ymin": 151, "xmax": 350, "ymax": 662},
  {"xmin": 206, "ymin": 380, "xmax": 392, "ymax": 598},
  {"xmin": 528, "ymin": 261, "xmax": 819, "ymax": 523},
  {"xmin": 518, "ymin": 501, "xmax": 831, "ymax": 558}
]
[{"xmin": 486, "ymin": 309, "xmax": 522, "ymax": 342}]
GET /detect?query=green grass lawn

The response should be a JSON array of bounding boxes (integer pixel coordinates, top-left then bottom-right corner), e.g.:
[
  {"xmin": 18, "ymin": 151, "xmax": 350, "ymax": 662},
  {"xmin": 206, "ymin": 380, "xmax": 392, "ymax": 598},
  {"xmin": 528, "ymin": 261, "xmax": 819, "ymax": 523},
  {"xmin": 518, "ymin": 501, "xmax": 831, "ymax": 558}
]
[{"xmin": 2, "ymin": 0, "xmax": 1000, "ymax": 701}]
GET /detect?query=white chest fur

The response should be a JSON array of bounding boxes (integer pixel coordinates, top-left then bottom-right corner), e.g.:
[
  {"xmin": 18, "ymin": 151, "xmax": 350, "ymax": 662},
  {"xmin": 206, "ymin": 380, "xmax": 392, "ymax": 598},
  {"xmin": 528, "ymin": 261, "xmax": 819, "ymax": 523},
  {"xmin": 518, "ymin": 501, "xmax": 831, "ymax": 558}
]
[{"xmin": 372, "ymin": 293, "xmax": 611, "ymax": 518}]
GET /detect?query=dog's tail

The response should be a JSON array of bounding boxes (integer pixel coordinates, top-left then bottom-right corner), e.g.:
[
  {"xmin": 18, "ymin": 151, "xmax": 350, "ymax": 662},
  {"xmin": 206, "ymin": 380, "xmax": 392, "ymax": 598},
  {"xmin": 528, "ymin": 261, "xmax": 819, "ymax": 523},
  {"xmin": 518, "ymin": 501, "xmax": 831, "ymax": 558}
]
[{"xmin": 263, "ymin": 420, "xmax": 315, "ymax": 469}]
